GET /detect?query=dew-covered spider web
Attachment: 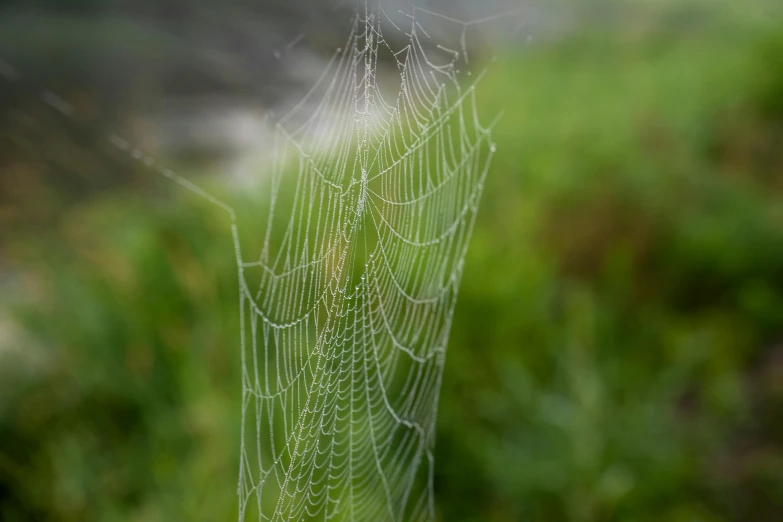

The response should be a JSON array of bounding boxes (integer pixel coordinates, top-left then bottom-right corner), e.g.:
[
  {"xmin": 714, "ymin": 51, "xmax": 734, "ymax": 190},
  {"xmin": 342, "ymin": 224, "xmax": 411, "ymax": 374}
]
[
  {"xmin": 234, "ymin": 4, "xmax": 498, "ymax": 521},
  {"xmin": 227, "ymin": 4, "xmax": 498, "ymax": 520},
  {"xmin": 0, "ymin": 1, "xmax": 510, "ymax": 519}
]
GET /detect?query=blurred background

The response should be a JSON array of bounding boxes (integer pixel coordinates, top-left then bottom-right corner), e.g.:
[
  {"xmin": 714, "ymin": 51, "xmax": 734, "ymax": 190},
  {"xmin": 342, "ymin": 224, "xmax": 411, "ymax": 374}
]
[{"xmin": 1, "ymin": 0, "xmax": 782, "ymax": 520}]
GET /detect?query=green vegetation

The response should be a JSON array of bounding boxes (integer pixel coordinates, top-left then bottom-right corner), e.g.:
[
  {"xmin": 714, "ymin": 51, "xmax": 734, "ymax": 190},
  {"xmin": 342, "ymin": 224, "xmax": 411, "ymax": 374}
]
[
  {"xmin": 441, "ymin": 9, "xmax": 783, "ymax": 520},
  {"xmin": 1, "ymin": 2, "xmax": 782, "ymax": 521}
]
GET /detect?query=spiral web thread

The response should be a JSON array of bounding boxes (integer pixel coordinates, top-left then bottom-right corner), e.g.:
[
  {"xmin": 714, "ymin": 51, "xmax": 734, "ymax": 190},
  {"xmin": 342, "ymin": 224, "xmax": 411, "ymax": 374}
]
[{"xmin": 233, "ymin": 3, "xmax": 497, "ymax": 521}]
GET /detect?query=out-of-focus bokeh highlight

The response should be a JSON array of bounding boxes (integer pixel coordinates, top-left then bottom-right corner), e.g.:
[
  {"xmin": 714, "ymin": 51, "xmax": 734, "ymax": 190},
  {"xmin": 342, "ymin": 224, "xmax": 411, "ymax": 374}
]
[{"xmin": 1, "ymin": 0, "xmax": 782, "ymax": 520}]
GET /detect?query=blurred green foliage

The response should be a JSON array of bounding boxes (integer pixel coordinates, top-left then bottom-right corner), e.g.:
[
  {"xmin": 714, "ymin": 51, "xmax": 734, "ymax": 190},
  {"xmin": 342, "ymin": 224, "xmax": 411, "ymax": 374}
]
[{"xmin": 1, "ymin": 2, "xmax": 782, "ymax": 521}]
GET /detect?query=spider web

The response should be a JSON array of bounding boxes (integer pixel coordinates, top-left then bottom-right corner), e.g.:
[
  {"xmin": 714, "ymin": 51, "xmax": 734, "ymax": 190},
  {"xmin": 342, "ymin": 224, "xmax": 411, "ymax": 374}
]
[
  {"xmin": 232, "ymin": 4, "xmax": 497, "ymax": 521},
  {"xmin": 0, "ymin": 1, "xmax": 508, "ymax": 520}
]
